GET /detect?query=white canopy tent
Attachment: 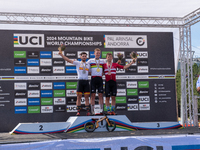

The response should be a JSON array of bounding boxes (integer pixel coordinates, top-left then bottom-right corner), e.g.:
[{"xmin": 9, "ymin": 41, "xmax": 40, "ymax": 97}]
[{"xmin": 0, "ymin": 0, "xmax": 200, "ymax": 126}]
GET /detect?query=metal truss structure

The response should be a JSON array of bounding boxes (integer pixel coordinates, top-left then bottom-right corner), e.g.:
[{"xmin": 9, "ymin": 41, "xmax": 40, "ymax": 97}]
[{"xmin": 0, "ymin": 7, "xmax": 200, "ymax": 127}]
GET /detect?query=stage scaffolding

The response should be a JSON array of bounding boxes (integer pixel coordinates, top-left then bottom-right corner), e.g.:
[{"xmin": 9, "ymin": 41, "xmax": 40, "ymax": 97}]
[{"xmin": 0, "ymin": 8, "xmax": 200, "ymax": 127}]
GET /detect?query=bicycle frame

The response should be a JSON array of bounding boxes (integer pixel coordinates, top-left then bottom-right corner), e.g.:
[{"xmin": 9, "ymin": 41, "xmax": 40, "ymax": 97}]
[{"xmin": 95, "ymin": 116, "xmax": 111, "ymax": 128}]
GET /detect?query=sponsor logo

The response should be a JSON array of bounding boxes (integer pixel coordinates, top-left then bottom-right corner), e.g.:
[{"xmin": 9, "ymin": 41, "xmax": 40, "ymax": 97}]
[
  {"xmin": 14, "ymin": 51, "xmax": 26, "ymax": 58},
  {"xmin": 139, "ymin": 104, "xmax": 150, "ymax": 110},
  {"xmin": 117, "ymin": 89, "xmax": 126, "ymax": 96},
  {"xmin": 116, "ymin": 82, "xmax": 126, "ymax": 88},
  {"xmin": 66, "ymin": 90, "xmax": 77, "ymax": 97},
  {"xmin": 40, "ymin": 59, "xmax": 52, "ymax": 66},
  {"xmin": 53, "ymin": 67, "xmax": 65, "ymax": 73},
  {"xmin": 15, "ymin": 107, "xmax": 27, "ymax": 114},
  {"xmin": 28, "ymin": 98, "xmax": 40, "ymax": 105},
  {"xmin": 125, "ymin": 52, "xmax": 131, "ymax": 58},
  {"xmin": 66, "ymin": 97, "xmax": 77, "ymax": 104},
  {"xmin": 127, "ymin": 104, "xmax": 138, "ymax": 111},
  {"xmin": 127, "ymin": 96, "xmax": 138, "ymax": 103},
  {"xmin": 14, "ymin": 34, "xmax": 44, "ymax": 47},
  {"xmin": 126, "ymin": 66, "xmax": 137, "ymax": 72},
  {"xmin": 116, "ymin": 67, "xmax": 125, "ymax": 73},
  {"xmin": 138, "ymin": 66, "xmax": 148, "ymax": 73},
  {"xmin": 14, "ymin": 67, "xmax": 26, "ymax": 74},
  {"xmin": 65, "ymin": 52, "xmax": 77, "ymax": 58},
  {"xmin": 28, "ymin": 90, "xmax": 40, "ymax": 97},
  {"xmin": 41, "ymin": 82, "xmax": 52, "ymax": 89},
  {"xmin": 27, "ymin": 51, "xmax": 39, "ymax": 58},
  {"xmin": 139, "ymin": 96, "xmax": 150, "ymax": 103},
  {"xmin": 116, "ymin": 104, "xmax": 127, "ymax": 110},
  {"xmin": 28, "ymin": 106, "xmax": 40, "ymax": 113},
  {"xmin": 27, "ymin": 59, "xmax": 39, "ymax": 66},
  {"xmin": 90, "ymin": 51, "xmax": 95, "ymax": 58},
  {"xmin": 137, "ymin": 59, "xmax": 148, "ymax": 66},
  {"xmin": 41, "ymin": 98, "xmax": 53, "ymax": 105},
  {"xmin": 14, "ymin": 98, "xmax": 27, "ymax": 106},
  {"xmin": 53, "ymin": 59, "xmax": 65, "ymax": 66},
  {"xmin": 137, "ymin": 51, "xmax": 148, "ymax": 58},
  {"xmin": 27, "ymin": 67, "xmax": 39, "ymax": 74},
  {"xmin": 138, "ymin": 89, "xmax": 149, "ymax": 95},
  {"xmin": 102, "ymin": 51, "xmax": 112, "ymax": 59},
  {"xmin": 126, "ymin": 81, "xmax": 137, "ymax": 88},
  {"xmin": 15, "ymin": 91, "xmax": 27, "ymax": 98},
  {"xmin": 40, "ymin": 66, "xmax": 52, "ymax": 73},
  {"xmin": 66, "ymin": 82, "xmax": 77, "ymax": 89},
  {"xmin": 54, "ymin": 98, "xmax": 66, "ymax": 105},
  {"xmin": 65, "ymin": 59, "xmax": 77, "ymax": 66},
  {"xmin": 138, "ymin": 81, "xmax": 149, "ymax": 88},
  {"xmin": 41, "ymin": 90, "xmax": 53, "ymax": 97},
  {"xmin": 116, "ymin": 97, "xmax": 126, "ymax": 103},
  {"xmin": 14, "ymin": 83, "xmax": 27, "ymax": 90},
  {"xmin": 66, "ymin": 105, "xmax": 77, "ymax": 112},
  {"xmin": 41, "ymin": 106, "xmax": 53, "ymax": 113},
  {"xmin": 127, "ymin": 89, "xmax": 138, "ymax": 96},
  {"xmin": 54, "ymin": 105, "xmax": 66, "ymax": 112},
  {"xmin": 53, "ymin": 82, "xmax": 65, "ymax": 89},
  {"xmin": 77, "ymin": 51, "xmax": 89, "ymax": 58},
  {"xmin": 54, "ymin": 90, "xmax": 65, "ymax": 97},
  {"xmin": 66, "ymin": 66, "xmax": 76, "ymax": 73},
  {"xmin": 27, "ymin": 83, "xmax": 40, "ymax": 89},
  {"xmin": 53, "ymin": 51, "xmax": 63, "ymax": 58},
  {"xmin": 40, "ymin": 51, "xmax": 52, "ymax": 58},
  {"xmin": 136, "ymin": 37, "xmax": 145, "ymax": 46},
  {"xmin": 14, "ymin": 59, "xmax": 26, "ymax": 66}
]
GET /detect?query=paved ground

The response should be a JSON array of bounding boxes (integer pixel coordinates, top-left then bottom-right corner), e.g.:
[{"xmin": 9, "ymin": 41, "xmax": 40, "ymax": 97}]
[{"xmin": 0, "ymin": 127, "xmax": 200, "ymax": 144}]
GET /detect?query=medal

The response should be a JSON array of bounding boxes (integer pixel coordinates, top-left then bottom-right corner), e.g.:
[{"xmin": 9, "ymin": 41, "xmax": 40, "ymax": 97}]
[
  {"xmin": 107, "ymin": 62, "xmax": 112, "ymax": 76},
  {"xmin": 81, "ymin": 61, "xmax": 87, "ymax": 74},
  {"xmin": 83, "ymin": 70, "xmax": 86, "ymax": 74},
  {"xmin": 95, "ymin": 58, "xmax": 100, "ymax": 73}
]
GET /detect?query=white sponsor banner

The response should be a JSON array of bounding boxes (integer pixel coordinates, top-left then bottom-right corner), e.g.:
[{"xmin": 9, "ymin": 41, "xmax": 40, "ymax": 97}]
[
  {"xmin": 77, "ymin": 51, "xmax": 89, "ymax": 58},
  {"xmin": 28, "ymin": 90, "xmax": 40, "ymax": 98},
  {"xmin": 67, "ymin": 105, "xmax": 77, "ymax": 112},
  {"xmin": 14, "ymin": 34, "xmax": 44, "ymax": 48},
  {"xmin": 14, "ymin": 82, "xmax": 27, "ymax": 90},
  {"xmin": 41, "ymin": 106, "xmax": 53, "ymax": 113},
  {"xmin": 138, "ymin": 66, "xmax": 149, "ymax": 73},
  {"xmin": 139, "ymin": 96, "xmax": 150, "ymax": 103},
  {"xmin": 117, "ymin": 89, "xmax": 126, "ymax": 96},
  {"xmin": 113, "ymin": 51, "xmax": 125, "ymax": 58},
  {"xmin": 126, "ymin": 81, "xmax": 137, "ymax": 88},
  {"xmin": 66, "ymin": 90, "xmax": 77, "ymax": 97},
  {"xmin": 104, "ymin": 35, "xmax": 147, "ymax": 48},
  {"xmin": 27, "ymin": 67, "xmax": 39, "ymax": 74},
  {"xmin": 40, "ymin": 59, "xmax": 52, "ymax": 66},
  {"xmin": 52, "ymin": 51, "xmax": 64, "ymax": 58},
  {"xmin": 40, "ymin": 82, "xmax": 52, "ymax": 89},
  {"xmin": 54, "ymin": 98, "xmax": 66, "ymax": 105},
  {"xmin": 139, "ymin": 103, "xmax": 150, "ymax": 110},
  {"xmin": 53, "ymin": 67, "xmax": 65, "ymax": 73},
  {"xmin": 137, "ymin": 51, "xmax": 148, "ymax": 58},
  {"xmin": 14, "ymin": 98, "xmax": 27, "ymax": 106},
  {"xmin": 127, "ymin": 104, "xmax": 138, "ymax": 111}
]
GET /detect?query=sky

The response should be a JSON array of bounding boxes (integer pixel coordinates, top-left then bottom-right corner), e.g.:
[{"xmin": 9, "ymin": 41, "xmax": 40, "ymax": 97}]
[{"xmin": 191, "ymin": 22, "xmax": 200, "ymax": 57}]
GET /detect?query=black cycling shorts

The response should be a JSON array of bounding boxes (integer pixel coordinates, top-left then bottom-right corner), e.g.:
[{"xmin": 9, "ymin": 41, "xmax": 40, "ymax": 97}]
[
  {"xmin": 91, "ymin": 77, "xmax": 103, "ymax": 93},
  {"xmin": 105, "ymin": 80, "xmax": 117, "ymax": 97},
  {"xmin": 76, "ymin": 80, "xmax": 90, "ymax": 95}
]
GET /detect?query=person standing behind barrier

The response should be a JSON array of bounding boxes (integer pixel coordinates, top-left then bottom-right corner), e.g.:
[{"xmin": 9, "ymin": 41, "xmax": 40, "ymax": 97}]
[
  {"xmin": 103, "ymin": 53, "xmax": 136, "ymax": 115},
  {"xmin": 87, "ymin": 48, "xmax": 105, "ymax": 115},
  {"xmin": 58, "ymin": 48, "xmax": 91, "ymax": 116}
]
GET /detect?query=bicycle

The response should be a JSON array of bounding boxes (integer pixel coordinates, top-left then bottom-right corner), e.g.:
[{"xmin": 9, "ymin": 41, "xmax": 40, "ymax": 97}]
[{"xmin": 84, "ymin": 113, "xmax": 116, "ymax": 132}]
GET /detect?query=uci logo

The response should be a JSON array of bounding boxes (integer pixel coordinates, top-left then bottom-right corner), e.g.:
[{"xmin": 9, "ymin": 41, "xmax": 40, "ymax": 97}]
[{"xmin": 14, "ymin": 34, "xmax": 44, "ymax": 48}]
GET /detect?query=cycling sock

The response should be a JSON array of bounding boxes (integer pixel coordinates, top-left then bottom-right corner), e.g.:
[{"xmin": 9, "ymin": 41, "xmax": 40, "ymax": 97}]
[
  {"xmin": 111, "ymin": 105, "xmax": 115, "ymax": 112},
  {"xmin": 77, "ymin": 106, "xmax": 81, "ymax": 112},
  {"xmin": 107, "ymin": 106, "xmax": 110, "ymax": 112}
]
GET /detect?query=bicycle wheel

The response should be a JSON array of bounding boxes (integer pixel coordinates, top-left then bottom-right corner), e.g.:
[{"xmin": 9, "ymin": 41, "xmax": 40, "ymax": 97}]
[
  {"xmin": 84, "ymin": 122, "xmax": 96, "ymax": 132},
  {"xmin": 106, "ymin": 120, "xmax": 116, "ymax": 132}
]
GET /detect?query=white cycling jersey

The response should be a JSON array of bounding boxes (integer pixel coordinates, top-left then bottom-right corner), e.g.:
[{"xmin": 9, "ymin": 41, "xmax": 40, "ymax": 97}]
[{"xmin": 87, "ymin": 58, "xmax": 106, "ymax": 77}]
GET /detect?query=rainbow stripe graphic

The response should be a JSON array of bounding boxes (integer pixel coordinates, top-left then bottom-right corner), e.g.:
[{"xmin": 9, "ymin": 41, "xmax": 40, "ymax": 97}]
[
  {"xmin": 2, "ymin": 76, "xmax": 14, "ymax": 80},
  {"xmin": 67, "ymin": 119, "xmax": 93, "ymax": 133},
  {"xmin": 13, "ymin": 36, "xmax": 19, "ymax": 45},
  {"xmin": 104, "ymin": 35, "xmax": 106, "ymax": 48},
  {"xmin": 12, "ymin": 129, "xmax": 66, "ymax": 134}
]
